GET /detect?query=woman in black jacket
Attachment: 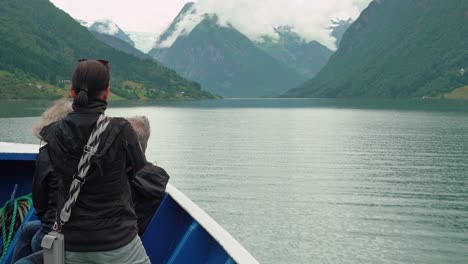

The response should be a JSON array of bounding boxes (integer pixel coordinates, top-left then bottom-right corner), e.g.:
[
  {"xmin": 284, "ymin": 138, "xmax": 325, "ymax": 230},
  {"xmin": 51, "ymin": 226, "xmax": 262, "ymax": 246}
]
[{"xmin": 32, "ymin": 59, "xmax": 150, "ymax": 263}]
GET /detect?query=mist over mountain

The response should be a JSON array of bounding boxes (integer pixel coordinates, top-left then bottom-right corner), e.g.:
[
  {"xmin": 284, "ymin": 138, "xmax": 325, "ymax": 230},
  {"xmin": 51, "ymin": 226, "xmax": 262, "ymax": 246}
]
[
  {"xmin": 149, "ymin": 2, "xmax": 196, "ymax": 62},
  {"xmin": 147, "ymin": 2, "xmax": 367, "ymax": 97},
  {"xmin": 254, "ymin": 19, "xmax": 352, "ymax": 78},
  {"xmin": 90, "ymin": 31, "xmax": 149, "ymax": 59},
  {"xmin": 256, "ymin": 26, "xmax": 333, "ymax": 78},
  {"xmin": 153, "ymin": 2, "xmax": 197, "ymax": 49},
  {"xmin": 150, "ymin": 15, "xmax": 307, "ymax": 98},
  {"xmin": 330, "ymin": 18, "xmax": 354, "ymax": 47},
  {"xmin": 127, "ymin": 31, "xmax": 157, "ymax": 53},
  {"xmin": 77, "ymin": 19, "xmax": 150, "ymax": 57},
  {"xmin": 76, "ymin": 19, "xmax": 91, "ymax": 28},
  {"xmin": 89, "ymin": 19, "xmax": 135, "ymax": 47},
  {"xmin": 152, "ymin": 0, "xmax": 370, "ymax": 51},
  {"xmin": 285, "ymin": 0, "xmax": 468, "ymax": 98}
]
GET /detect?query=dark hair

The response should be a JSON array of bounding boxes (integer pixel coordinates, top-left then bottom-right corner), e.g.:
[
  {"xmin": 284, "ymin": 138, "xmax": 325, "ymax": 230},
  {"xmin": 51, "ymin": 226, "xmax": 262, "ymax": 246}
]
[{"xmin": 71, "ymin": 60, "xmax": 110, "ymax": 107}]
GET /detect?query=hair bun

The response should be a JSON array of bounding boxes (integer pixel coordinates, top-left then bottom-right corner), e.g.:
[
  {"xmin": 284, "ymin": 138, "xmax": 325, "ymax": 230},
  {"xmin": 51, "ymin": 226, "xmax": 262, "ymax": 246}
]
[{"xmin": 74, "ymin": 88, "xmax": 89, "ymax": 107}]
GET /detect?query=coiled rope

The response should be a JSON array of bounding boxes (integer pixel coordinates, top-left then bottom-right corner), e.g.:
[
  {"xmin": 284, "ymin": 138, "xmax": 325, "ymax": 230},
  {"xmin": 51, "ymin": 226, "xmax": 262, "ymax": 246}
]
[{"xmin": 0, "ymin": 193, "xmax": 33, "ymax": 263}]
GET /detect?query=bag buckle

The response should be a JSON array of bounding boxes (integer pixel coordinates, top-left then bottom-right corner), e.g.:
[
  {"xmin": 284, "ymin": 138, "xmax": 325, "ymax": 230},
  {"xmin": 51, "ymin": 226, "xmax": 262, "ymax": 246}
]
[
  {"xmin": 73, "ymin": 174, "xmax": 86, "ymax": 184},
  {"xmin": 52, "ymin": 221, "xmax": 62, "ymax": 232},
  {"xmin": 83, "ymin": 144, "xmax": 97, "ymax": 155}
]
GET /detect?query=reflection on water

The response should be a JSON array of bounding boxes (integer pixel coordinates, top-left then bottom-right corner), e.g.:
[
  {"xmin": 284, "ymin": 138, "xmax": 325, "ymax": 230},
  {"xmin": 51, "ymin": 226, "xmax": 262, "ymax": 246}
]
[{"xmin": 1, "ymin": 99, "xmax": 467, "ymax": 263}]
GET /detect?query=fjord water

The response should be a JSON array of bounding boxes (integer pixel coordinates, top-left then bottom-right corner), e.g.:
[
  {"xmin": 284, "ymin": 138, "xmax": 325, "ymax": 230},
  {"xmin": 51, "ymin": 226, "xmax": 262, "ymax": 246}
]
[{"xmin": 1, "ymin": 99, "xmax": 468, "ymax": 264}]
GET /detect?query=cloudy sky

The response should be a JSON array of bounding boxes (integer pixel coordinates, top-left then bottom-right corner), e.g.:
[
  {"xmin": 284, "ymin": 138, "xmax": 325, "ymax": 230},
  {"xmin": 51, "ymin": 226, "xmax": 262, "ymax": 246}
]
[{"xmin": 50, "ymin": 0, "xmax": 372, "ymax": 50}]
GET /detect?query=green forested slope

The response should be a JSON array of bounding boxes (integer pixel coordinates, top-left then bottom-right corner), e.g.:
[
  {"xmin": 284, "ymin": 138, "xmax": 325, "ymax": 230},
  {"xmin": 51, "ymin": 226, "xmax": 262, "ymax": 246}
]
[
  {"xmin": 286, "ymin": 0, "xmax": 468, "ymax": 98},
  {"xmin": 0, "ymin": 0, "xmax": 214, "ymax": 99}
]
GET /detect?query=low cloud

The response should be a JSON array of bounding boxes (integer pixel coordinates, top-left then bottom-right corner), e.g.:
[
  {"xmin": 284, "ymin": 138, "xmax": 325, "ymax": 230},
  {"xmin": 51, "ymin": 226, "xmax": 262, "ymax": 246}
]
[
  {"xmin": 157, "ymin": 0, "xmax": 372, "ymax": 50},
  {"xmin": 158, "ymin": 10, "xmax": 204, "ymax": 48},
  {"xmin": 93, "ymin": 19, "xmax": 120, "ymax": 35}
]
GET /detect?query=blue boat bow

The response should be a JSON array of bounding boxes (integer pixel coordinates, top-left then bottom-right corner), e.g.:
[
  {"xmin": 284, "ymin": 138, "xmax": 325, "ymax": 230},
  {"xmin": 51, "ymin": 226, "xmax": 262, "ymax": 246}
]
[{"xmin": 0, "ymin": 142, "xmax": 258, "ymax": 264}]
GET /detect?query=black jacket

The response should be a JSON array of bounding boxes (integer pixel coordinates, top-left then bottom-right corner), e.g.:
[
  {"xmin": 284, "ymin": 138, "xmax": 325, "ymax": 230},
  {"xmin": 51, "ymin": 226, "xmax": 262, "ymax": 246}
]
[
  {"xmin": 32, "ymin": 100, "xmax": 146, "ymax": 252},
  {"xmin": 131, "ymin": 162, "xmax": 169, "ymax": 235}
]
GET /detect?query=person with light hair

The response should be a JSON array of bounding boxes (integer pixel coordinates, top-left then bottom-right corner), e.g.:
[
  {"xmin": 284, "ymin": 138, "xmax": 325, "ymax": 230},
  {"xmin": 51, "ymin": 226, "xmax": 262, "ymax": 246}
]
[
  {"xmin": 127, "ymin": 116, "xmax": 150, "ymax": 153},
  {"xmin": 32, "ymin": 99, "xmax": 73, "ymax": 140},
  {"xmin": 125, "ymin": 115, "xmax": 169, "ymax": 234}
]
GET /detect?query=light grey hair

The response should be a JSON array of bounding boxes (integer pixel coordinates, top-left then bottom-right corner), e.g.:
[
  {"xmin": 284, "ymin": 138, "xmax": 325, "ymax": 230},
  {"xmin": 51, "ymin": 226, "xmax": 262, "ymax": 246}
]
[
  {"xmin": 127, "ymin": 116, "xmax": 151, "ymax": 153},
  {"xmin": 33, "ymin": 98, "xmax": 73, "ymax": 140},
  {"xmin": 32, "ymin": 100, "xmax": 151, "ymax": 153}
]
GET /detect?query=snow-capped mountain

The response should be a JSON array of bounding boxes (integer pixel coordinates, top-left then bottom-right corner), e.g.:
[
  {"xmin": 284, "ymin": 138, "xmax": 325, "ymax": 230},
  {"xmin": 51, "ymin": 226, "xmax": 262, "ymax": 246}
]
[
  {"xmin": 256, "ymin": 26, "xmax": 333, "ymax": 77},
  {"xmin": 89, "ymin": 19, "xmax": 135, "ymax": 47},
  {"xmin": 127, "ymin": 31, "xmax": 157, "ymax": 53},
  {"xmin": 152, "ymin": 2, "xmax": 197, "ymax": 49},
  {"xmin": 148, "ymin": 10, "xmax": 308, "ymax": 98},
  {"xmin": 76, "ymin": 18, "xmax": 152, "ymax": 54}
]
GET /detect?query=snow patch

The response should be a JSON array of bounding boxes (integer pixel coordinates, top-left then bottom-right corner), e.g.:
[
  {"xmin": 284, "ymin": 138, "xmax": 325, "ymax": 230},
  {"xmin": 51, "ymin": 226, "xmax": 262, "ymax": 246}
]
[
  {"xmin": 128, "ymin": 31, "xmax": 157, "ymax": 53},
  {"xmin": 94, "ymin": 19, "xmax": 120, "ymax": 35},
  {"xmin": 153, "ymin": 0, "xmax": 371, "ymax": 51},
  {"xmin": 157, "ymin": 13, "xmax": 204, "ymax": 48},
  {"xmin": 75, "ymin": 19, "xmax": 92, "ymax": 28}
]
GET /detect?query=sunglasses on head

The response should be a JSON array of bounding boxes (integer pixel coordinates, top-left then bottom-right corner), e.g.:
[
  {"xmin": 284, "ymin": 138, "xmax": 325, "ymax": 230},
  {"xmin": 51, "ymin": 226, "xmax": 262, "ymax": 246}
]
[{"xmin": 77, "ymin": 59, "xmax": 110, "ymax": 68}]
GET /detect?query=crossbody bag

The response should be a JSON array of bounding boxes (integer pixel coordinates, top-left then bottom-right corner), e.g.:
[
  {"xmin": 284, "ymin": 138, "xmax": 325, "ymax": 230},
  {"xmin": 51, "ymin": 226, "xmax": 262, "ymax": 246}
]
[{"xmin": 41, "ymin": 114, "xmax": 111, "ymax": 264}]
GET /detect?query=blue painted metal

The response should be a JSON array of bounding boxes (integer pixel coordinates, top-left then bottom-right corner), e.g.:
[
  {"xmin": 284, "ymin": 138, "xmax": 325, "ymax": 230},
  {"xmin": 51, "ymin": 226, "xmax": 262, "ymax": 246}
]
[
  {"xmin": 141, "ymin": 194, "xmax": 233, "ymax": 263},
  {"xmin": 225, "ymin": 257, "xmax": 236, "ymax": 264},
  {"xmin": 142, "ymin": 194, "xmax": 194, "ymax": 263},
  {"xmin": 0, "ymin": 153, "xmax": 36, "ymax": 161},
  {"xmin": 0, "ymin": 150, "xmax": 236, "ymax": 264},
  {"xmin": 165, "ymin": 221, "xmax": 232, "ymax": 264}
]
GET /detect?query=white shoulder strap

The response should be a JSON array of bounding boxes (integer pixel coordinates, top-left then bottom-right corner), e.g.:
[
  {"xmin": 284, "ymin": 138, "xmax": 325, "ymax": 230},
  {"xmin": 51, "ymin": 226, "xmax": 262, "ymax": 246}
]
[{"xmin": 59, "ymin": 114, "xmax": 111, "ymax": 225}]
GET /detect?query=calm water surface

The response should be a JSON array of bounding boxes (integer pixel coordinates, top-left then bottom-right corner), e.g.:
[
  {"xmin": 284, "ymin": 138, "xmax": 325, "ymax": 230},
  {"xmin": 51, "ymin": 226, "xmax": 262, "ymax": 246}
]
[{"xmin": 1, "ymin": 99, "xmax": 468, "ymax": 264}]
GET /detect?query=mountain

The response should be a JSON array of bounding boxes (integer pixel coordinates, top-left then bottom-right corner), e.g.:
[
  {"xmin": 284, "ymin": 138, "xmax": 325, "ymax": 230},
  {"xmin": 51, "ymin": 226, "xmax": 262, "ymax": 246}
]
[
  {"xmin": 256, "ymin": 26, "xmax": 333, "ymax": 77},
  {"xmin": 149, "ymin": 5, "xmax": 307, "ymax": 97},
  {"xmin": 285, "ymin": 0, "xmax": 468, "ymax": 98},
  {"xmin": 89, "ymin": 19, "xmax": 135, "ymax": 47},
  {"xmin": 255, "ymin": 20, "xmax": 352, "ymax": 78},
  {"xmin": 85, "ymin": 20, "xmax": 150, "ymax": 59},
  {"xmin": 90, "ymin": 31, "xmax": 149, "ymax": 59},
  {"xmin": 148, "ymin": 2, "xmax": 196, "ymax": 61},
  {"xmin": 0, "ymin": 0, "xmax": 214, "ymax": 100},
  {"xmin": 154, "ymin": 2, "xmax": 196, "ymax": 47}
]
